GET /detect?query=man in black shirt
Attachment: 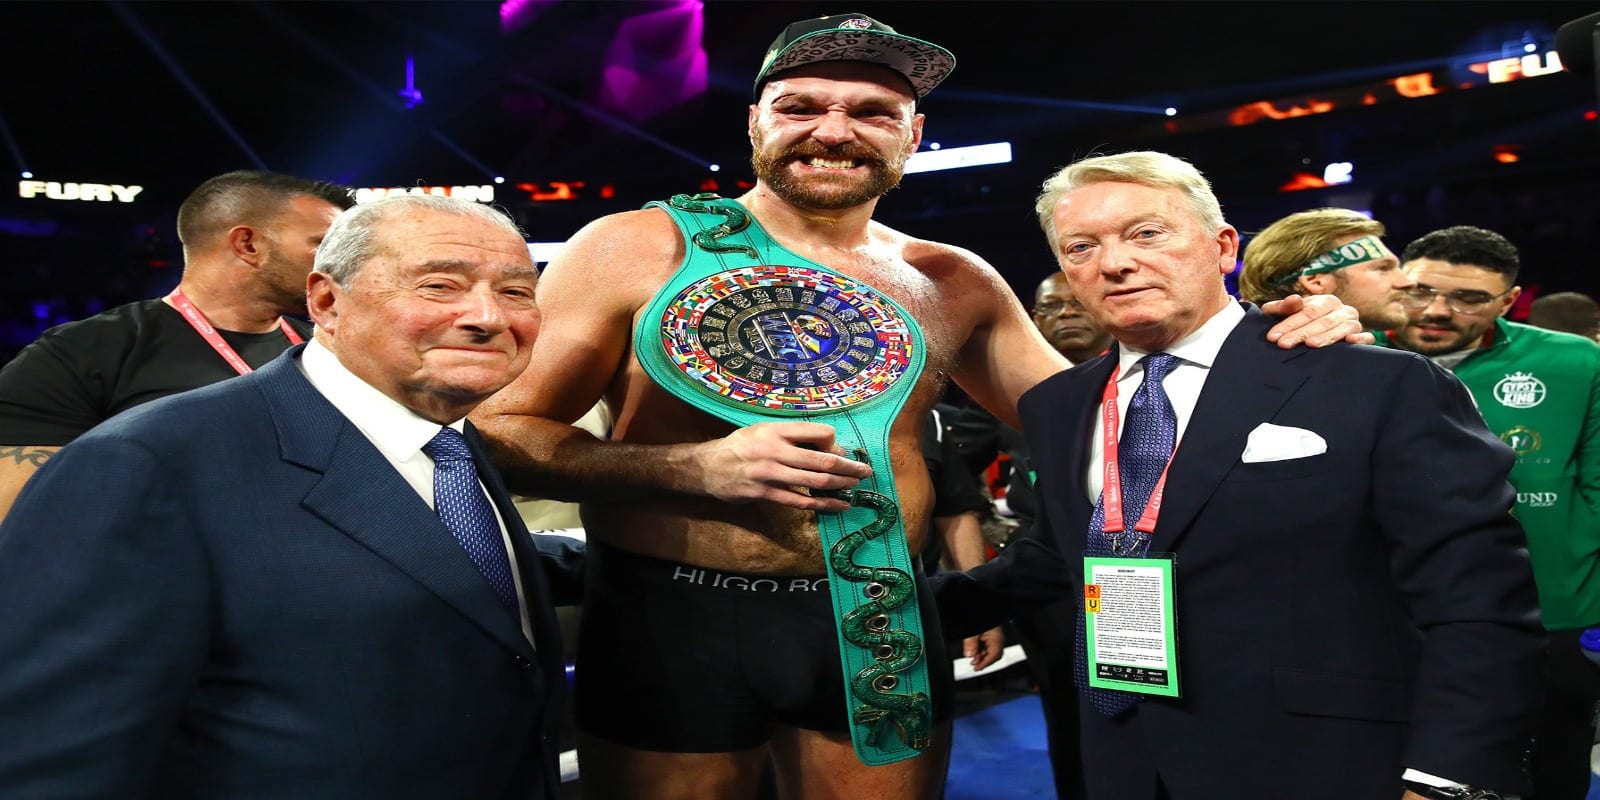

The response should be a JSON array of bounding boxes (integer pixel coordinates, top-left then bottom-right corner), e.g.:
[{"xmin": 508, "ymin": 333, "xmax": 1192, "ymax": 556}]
[
  {"xmin": 0, "ymin": 170, "xmax": 353, "ymax": 519},
  {"xmin": 924, "ymin": 404, "xmax": 1004, "ymax": 672}
]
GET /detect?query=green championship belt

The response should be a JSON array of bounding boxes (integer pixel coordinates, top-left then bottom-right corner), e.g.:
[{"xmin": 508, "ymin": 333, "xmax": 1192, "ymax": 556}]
[{"xmin": 635, "ymin": 193, "xmax": 933, "ymax": 766}]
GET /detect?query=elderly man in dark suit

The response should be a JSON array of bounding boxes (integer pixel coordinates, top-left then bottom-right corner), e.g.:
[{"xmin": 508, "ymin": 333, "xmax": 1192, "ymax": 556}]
[
  {"xmin": 934, "ymin": 151, "xmax": 1543, "ymax": 799},
  {"xmin": 0, "ymin": 194, "xmax": 582, "ymax": 799}
]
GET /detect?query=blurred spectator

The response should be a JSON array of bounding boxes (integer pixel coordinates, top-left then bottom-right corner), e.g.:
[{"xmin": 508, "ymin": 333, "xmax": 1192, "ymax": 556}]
[
  {"xmin": 0, "ymin": 170, "xmax": 353, "ymax": 520},
  {"xmin": 1033, "ymin": 272, "xmax": 1114, "ymax": 366},
  {"xmin": 1380, "ymin": 225, "xmax": 1600, "ymax": 799},
  {"xmin": 1239, "ymin": 207, "xmax": 1415, "ymax": 330},
  {"xmin": 1528, "ymin": 291, "xmax": 1600, "ymax": 341},
  {"xmin": 925, "ymin": 404, "xmax": 1005, "ymax": 672}
]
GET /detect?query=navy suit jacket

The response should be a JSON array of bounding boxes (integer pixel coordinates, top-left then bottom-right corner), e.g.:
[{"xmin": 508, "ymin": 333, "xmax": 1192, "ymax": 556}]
[
  {"xmin": 937, "ymin": 306, "xmax": 1544, "ymax": 797},
  {"xmin": 0, "ymin": 347, "xmax": 582, "ymax": 799}
]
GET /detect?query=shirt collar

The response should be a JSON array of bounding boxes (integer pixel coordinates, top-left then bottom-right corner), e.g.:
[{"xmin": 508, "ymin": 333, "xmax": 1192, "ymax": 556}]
[
  {"xmin": 1114, "ymin": 301, "xmax": 1245, "ymax": 380},
  {"xmin": 299, "ymin": 338, "xmax": 464, "ymax": 464}
]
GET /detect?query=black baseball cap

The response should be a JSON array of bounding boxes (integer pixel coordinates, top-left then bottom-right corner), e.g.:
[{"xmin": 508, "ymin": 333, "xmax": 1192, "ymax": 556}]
[{"xmin": 752, "ymin": 13, "xmax": 956, "ymax": 100}]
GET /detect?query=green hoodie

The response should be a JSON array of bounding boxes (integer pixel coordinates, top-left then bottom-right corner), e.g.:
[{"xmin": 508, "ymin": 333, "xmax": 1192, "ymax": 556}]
[{"xmin": 1376, "ymin": 319, "xmax": 1600, "ymax": 630}]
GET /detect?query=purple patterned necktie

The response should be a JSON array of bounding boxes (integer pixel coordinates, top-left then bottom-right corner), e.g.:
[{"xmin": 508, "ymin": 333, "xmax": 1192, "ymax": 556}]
[
  {"xmin": 423, "ymin": 427, "xmax": 520, "ymax": 616},
  {"xmin": 1075, "ymin": 353, "xmax": 1180, "ymax": 715}
]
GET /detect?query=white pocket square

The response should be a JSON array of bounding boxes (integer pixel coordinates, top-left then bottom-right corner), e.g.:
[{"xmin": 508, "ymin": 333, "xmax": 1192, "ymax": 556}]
[{"xmin": 1241, "ymin": 423, "xmax": 1327, "ymax": 463}]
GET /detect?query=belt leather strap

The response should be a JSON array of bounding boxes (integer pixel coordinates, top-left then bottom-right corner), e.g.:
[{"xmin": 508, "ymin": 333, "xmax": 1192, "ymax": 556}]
[{"xmin": 635, "ymin": 193, "xmax": 933, "ymax": 765}]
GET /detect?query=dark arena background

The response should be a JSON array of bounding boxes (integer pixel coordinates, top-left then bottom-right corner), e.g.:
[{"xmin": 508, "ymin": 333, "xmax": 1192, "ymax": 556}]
[{"xmin": 2, "ymin": 0, "xmax": 1598, "ymax": 365}]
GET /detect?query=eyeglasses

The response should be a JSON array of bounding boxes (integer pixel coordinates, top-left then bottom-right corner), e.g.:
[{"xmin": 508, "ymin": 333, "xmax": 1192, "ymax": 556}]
[
  {"xmin": 1035, "ymin": 299, "xmax": 1087, "ymax": 316},
  {"xmin": 1398, "ymin": 284, "xmax": 1512, "ymax": 315}
]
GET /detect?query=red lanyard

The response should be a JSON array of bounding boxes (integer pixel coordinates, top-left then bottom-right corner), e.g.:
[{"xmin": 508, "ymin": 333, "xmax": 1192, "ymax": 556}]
[
  {"xmin": 1100, "ymin": 364, "xmax": 1177, "ymax": 538},
  {"xmin": 166, "ymin": 288, "xmax": 304, "ymax": 376}
]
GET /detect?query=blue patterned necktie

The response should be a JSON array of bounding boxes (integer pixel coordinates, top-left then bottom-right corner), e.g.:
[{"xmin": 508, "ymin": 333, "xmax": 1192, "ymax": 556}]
[
  {"xmin": 423, "ymin": 427, "xmax": 520, "ymax": 616},
  {"xmin": 1075, "ymin": 353, "xmax": 1180, "ymax": 715}
]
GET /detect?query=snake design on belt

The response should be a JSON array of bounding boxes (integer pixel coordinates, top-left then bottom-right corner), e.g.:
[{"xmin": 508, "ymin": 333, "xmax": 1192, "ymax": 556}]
[
  {"xmin": 667, "ymin": 193, "xmax": 760, "ymax": 258},
  {"xmin": 824, "ymin": 473, "xmax": 932, "ymax": 751},
  {"xmin": 664, "ymin": 194, "xmax": 930, "ymax": 752}
]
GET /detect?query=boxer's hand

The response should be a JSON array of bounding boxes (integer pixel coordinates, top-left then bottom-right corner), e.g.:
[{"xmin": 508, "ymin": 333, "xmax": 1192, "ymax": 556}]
[
  {"xmin": 1262, "ymin": 293, "xmax": 1373, "ymax": 347},
  {"xmin": 692, "ymin": 422, "xmax": 871, "ymax": 511}
]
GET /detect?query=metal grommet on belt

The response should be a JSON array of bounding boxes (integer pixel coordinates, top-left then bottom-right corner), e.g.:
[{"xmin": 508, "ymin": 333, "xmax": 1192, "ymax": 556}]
[
  {"xmin": 872, "ymin": 674, "xmax": 899, "ymax": 692},
  {"xmin": 635, "ymin": 195, "xmax": 934, "ymax": 763}
]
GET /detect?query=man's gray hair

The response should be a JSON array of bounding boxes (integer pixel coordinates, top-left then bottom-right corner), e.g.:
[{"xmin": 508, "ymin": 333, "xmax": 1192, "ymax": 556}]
[
  {"xmin": 1034, "ymin": 151, "xmax": 1226, "ymax": 247},
  {"xmin": 314, "ymin": 195, "xmax": 527, "ymax": 284}
]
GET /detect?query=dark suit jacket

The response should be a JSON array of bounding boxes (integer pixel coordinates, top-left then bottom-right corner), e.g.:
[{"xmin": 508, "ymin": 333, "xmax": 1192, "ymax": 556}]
[
  {"xmin": 937, "ymin": 306, "xmax": 1544, "ymax": 797},
  {"xmin": 0, "ymin": 347, "xmax": 583, "ymax": 799}
]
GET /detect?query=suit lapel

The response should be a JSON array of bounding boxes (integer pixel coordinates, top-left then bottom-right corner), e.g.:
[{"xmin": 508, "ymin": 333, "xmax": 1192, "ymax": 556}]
[
  {"xmin": 1147, "ymin": 310, "xmax": 1310, "ymax": 554},
  {"xmin": 254, "ymin": 352, "xmax": 537, "ymax": 660},
  {"xmin": 1029, "ymin": 352, "xmax": 1113, "ymax": 531},
  {"xmin": 1062, "ymin": 355, "xmax": 1115, "ymax": 525}
]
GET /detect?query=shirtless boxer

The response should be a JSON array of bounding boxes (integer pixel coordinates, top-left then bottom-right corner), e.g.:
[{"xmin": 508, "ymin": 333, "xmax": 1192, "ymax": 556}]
[{"xmin": 473, "ymin": 13, "xmax": 1360, "ymax": 800}]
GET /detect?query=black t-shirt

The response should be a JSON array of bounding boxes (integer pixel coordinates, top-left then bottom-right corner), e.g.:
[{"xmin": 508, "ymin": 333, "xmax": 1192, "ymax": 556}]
[
  {"xmin": 0, "ymin": 299, "xmax": 311, "ymax": 445},
  {"xmin": 919, "ymin": 404, "xmax": 994, "ymax": 574},
  {"xmin": 922, "ymin": 403, "xmax": 991, "ymax": 519},
  {"xmin": 946, "ymin": 404, "xmax": 1036, "ymax": 526}
]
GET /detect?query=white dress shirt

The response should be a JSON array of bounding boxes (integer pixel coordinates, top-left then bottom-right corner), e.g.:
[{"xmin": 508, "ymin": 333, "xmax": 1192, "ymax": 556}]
[{"xmin": 298, "ymin": 339, "xmax": 533, "ymax": 644}]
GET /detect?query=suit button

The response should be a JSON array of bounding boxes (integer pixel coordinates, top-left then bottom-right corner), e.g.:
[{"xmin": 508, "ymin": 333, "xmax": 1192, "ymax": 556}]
[{"xmin": 513, "ymin": 655, "xmax": 533, "ymax": 670}]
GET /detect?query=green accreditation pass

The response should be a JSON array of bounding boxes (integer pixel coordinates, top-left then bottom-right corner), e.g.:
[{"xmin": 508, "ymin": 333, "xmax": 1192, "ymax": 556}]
[{"xmin": 1082, "ymin": 554, "xmax": 1181, "ymax": 697}]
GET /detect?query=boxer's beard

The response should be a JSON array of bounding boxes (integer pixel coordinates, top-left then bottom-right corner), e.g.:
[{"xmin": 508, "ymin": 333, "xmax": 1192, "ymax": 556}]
[{"xmin": 750, "ymin": 132, "xmax": 911, "ymax": 210}]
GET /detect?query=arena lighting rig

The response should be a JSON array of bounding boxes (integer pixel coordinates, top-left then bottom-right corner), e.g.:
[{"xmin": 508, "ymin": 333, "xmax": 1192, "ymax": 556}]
[
  {"xmin": 1127, "ymin": 42, "xmax": 1579, "ymax": 194},
  {"xmin": 1149, "ymin": 45, "xmax": 1568, "ymax": 138}
]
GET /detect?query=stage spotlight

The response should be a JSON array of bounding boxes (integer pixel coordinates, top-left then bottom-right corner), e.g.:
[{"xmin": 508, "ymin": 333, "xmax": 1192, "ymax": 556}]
[
  {"xmin": 902, "ymin": 142, "xmax": 1012, "ymax": 175},
  {"xmin": 398, "ymin": 56, "xmax": 424, "ymax": 110}
]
